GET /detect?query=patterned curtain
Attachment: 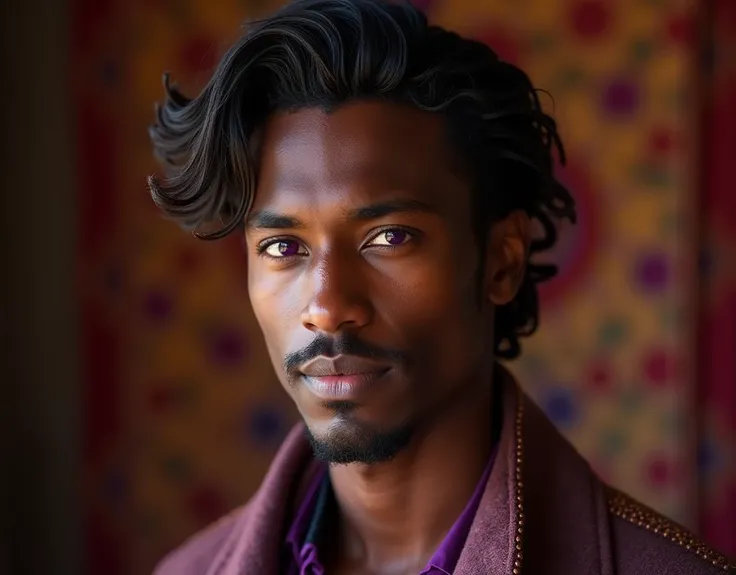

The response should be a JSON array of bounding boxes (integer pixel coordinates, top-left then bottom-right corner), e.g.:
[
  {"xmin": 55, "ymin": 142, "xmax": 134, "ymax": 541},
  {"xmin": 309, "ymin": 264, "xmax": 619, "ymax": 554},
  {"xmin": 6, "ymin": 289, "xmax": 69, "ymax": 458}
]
[{"xmin": 72, "ymin": 0, "xmax": 734, "ymax": 573}]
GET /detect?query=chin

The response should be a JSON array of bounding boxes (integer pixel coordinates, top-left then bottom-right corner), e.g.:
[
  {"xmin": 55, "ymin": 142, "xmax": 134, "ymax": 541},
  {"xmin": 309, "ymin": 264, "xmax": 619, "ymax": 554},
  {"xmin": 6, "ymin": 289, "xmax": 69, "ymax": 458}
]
[{"xmin": 303, "ymin": 416, "xmax": 415, "ymax": 465}]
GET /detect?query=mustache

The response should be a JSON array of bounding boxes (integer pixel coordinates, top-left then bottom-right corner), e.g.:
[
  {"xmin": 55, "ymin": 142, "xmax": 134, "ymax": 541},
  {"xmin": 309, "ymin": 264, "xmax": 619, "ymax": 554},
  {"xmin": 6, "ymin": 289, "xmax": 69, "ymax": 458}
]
[{"xmin": 284, "ymin": 333, "xmax": 408, "ymax": 377}]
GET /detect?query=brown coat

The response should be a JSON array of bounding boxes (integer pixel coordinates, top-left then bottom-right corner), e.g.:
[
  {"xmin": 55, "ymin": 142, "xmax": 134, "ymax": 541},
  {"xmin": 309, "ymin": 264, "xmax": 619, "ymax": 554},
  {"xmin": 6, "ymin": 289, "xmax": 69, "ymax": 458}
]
[{"xmin": 154, "ymin": 379, "xmax": 735, "ymax": 574}]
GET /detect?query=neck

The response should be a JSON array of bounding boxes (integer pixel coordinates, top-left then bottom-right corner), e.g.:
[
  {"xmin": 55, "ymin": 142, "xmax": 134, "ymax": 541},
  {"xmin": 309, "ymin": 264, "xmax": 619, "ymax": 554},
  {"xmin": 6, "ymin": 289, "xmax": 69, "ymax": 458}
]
[{"xmin": 327, "ymin": 370, "xmax": 499, "ymax": 573}]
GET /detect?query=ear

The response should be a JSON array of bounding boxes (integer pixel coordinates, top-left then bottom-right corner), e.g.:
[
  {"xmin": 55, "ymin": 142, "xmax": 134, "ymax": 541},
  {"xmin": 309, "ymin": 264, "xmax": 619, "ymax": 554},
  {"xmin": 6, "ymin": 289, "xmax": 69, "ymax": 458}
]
[{"xmin": 484, "ymin": 210, "xmax": 532, "ymax": 306}]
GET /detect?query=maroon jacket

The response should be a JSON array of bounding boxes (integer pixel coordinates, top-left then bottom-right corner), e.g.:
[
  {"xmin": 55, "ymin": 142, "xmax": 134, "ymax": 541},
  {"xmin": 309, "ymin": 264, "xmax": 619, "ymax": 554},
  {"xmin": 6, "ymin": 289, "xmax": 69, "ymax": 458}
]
[{"xmin": 154, "ymin": 380, "xmax": 735, "ymax": 574}]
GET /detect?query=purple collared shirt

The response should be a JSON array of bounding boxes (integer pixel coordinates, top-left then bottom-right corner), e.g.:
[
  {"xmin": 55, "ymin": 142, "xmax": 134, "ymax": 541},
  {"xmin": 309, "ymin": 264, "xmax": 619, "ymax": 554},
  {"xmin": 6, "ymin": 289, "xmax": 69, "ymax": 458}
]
[{"xmin": 285, "ymin": 448, "xmax": 497, "ymax": 575}]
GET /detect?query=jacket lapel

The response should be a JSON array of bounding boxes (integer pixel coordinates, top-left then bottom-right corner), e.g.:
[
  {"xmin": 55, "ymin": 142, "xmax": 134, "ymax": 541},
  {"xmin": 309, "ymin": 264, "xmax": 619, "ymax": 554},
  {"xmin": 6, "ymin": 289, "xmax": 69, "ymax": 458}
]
[
  {"xmin": 211, "ymin": 424, "xmax": 314, "ymax": 575},
  {"xmin": 456, "ymin": 373, "xmax": 614, "ymax": 575},
  {"xmin": 454, "ymin": 374, "xmax": 524, "ymax": 574}
]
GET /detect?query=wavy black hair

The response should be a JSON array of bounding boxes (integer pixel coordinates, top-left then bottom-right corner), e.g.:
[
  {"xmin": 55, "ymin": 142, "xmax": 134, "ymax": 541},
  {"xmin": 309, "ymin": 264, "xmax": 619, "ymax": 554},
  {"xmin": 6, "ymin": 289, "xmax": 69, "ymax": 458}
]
[{"xmin": 147, "ymin": 0, "xmax": 576, "ymax": 360}]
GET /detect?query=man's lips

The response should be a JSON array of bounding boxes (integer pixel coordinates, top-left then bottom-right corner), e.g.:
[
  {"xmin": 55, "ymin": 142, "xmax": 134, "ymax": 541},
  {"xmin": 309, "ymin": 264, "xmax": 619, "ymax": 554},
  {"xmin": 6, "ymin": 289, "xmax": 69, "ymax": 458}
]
[
  {"xmin": 299, "ymin": 355, "xmax": 392, "ymax": 400},
  {"xmin": 299, "ymin": 354, "xmax": 391, "ymax": 377}
]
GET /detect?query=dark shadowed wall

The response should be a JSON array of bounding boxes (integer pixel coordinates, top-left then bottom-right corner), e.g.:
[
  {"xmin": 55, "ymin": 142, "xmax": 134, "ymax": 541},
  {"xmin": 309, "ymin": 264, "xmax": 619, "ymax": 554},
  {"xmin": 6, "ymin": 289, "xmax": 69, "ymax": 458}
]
[{"xmin": 1, "ymin": 0, "xmax": 81, "ymax": 574}]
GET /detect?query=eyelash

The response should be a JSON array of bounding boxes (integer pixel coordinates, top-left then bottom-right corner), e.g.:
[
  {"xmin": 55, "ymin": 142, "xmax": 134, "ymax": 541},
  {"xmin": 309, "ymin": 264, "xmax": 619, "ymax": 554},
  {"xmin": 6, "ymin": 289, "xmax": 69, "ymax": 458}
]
[{"xmin": 255, "ymin": 226, "xmax": 417, "ymax": 260}]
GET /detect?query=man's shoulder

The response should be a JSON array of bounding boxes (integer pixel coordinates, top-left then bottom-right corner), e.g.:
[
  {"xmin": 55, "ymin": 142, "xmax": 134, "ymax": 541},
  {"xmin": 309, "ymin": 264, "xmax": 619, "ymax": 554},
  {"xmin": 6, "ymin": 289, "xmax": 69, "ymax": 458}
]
[
  {"xmin": 605, "ymin": 486, "xmax": 734, "ymax": 574},
  {"xmin": 152, "ymin": 504, "xmax": 251, "ymax": 575}
]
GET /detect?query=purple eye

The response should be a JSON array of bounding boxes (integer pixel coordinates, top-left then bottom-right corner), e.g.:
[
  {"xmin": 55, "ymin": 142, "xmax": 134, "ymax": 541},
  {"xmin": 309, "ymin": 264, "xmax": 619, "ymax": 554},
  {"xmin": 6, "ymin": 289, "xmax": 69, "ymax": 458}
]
[
  {"xmin": 264, "ymin": 239, "xmax": 303, "ymax": 258},
  {"xmin": 370, "ymin": 229, "xmax": 412, "ymax": 247},
  {"xmin": 385, "ymin": 230, "xmax": 406, "ymax": 245}
]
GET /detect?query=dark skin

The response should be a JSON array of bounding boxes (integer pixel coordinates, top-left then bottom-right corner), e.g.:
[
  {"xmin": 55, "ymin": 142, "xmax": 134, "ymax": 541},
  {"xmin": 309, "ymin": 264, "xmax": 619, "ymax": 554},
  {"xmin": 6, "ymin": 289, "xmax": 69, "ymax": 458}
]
[{"xmin": 245, "ymin": 101, "xmax": 530, "ymax": 575}]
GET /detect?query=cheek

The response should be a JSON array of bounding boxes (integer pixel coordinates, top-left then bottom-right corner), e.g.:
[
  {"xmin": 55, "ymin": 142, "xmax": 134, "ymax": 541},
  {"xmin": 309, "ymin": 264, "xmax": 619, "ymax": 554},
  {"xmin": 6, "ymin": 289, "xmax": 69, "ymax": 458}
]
[
  {"xmin": 376, "ymin": 255, "xmax": 486, "ymax": 357},
  {"xmin": 248, "ymin": 266, "xmax": 303, "ymax": 367},
  {"xmin": 409, "ymin": 289, "xmax": 487, "ymax": 389}
]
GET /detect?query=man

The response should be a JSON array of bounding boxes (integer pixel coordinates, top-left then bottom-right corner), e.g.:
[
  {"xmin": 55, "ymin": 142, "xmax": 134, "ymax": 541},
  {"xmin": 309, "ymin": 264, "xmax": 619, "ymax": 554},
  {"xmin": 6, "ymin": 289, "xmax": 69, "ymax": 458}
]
[{"xmin": 147, "ymin": 1, "xmax": 734, "ymax": 573}]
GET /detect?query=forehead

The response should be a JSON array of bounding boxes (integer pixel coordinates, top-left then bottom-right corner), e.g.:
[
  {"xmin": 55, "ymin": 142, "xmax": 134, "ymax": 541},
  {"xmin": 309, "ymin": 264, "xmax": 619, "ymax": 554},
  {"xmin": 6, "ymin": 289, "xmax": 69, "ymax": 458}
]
[{"xmin": 254, "ymin": 101, "xmax": 468, "ymax": 209}]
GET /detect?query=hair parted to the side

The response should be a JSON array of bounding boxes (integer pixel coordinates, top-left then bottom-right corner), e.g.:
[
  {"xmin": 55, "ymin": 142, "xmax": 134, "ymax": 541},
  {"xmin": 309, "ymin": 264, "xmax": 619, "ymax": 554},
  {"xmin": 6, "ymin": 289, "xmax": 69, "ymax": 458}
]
[{"xmin": 147, "ymin": 0, "xmax": 576, "ymax": 360}]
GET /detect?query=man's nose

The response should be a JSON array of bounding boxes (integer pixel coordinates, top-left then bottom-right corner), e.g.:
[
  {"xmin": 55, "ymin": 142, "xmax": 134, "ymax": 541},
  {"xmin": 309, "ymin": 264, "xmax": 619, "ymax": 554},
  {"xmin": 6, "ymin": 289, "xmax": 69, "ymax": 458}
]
[{"xmin": 300, "ymin": 253, "xmax": 373, "ymax": 335}]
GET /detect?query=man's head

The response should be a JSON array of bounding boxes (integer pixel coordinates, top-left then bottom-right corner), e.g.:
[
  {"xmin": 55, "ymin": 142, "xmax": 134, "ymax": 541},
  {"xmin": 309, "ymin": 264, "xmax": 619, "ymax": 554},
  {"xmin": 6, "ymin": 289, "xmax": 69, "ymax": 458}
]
[{"xmin": 148, "ymin": 0, "xmax": 575, "ymax": 465}]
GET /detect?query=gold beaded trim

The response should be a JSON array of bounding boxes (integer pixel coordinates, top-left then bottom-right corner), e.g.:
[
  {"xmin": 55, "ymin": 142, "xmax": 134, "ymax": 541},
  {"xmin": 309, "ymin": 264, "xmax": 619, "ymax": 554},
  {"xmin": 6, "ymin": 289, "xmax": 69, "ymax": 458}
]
[
  {"xmin": 607, "ymin": 487, "xmax": 735, "ymax": 572},
  {"xmin": 512, "ymin": 386, "xmax": 525, "ymax": 575}
]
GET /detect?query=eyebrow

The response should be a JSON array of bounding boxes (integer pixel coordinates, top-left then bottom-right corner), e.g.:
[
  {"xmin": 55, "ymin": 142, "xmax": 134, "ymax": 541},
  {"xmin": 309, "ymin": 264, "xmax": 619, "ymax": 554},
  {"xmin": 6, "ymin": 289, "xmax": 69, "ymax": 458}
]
[
  {"xmin": 245, "ymin": 198, "xmax": 438, "ymax": 230},
  {"xmin": 245, "ymin": 211, "xmax": 302, "ymax": 230}
]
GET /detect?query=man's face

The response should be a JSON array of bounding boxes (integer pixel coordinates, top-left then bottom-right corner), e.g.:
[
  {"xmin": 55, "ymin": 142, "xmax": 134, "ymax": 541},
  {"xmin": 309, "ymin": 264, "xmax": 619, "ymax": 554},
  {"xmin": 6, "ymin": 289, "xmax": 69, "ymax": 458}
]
[{"xmin": 246, "ymin": 101, "xmax": 519, "ymax": 464}]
